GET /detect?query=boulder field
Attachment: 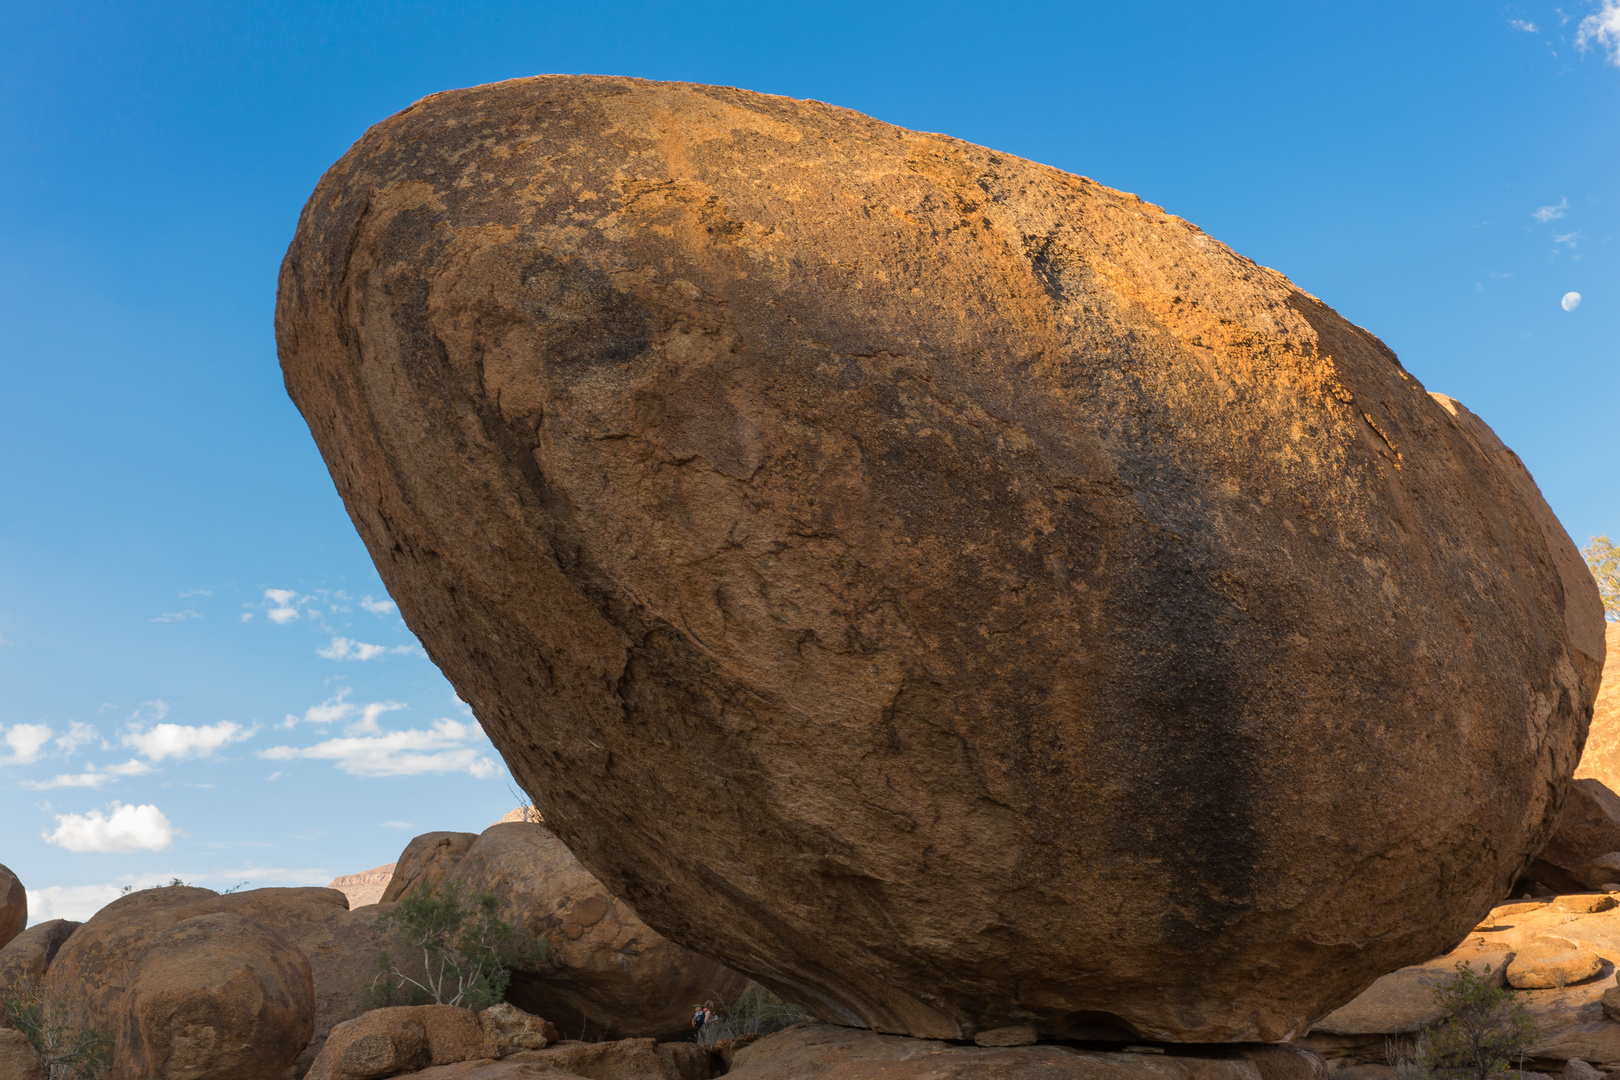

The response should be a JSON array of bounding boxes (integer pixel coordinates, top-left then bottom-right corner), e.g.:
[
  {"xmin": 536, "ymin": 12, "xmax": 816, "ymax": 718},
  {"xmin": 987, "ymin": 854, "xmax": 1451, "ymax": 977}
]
[{"xmin": 276, "ymin": 73, "xmax": 1605, "ymax": 1041}]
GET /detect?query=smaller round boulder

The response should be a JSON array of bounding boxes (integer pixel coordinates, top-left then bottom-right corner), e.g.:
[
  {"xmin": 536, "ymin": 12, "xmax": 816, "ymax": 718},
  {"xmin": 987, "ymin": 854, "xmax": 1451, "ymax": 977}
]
[
  {"xmin": 381, "ymin": 833, "xmax": 478, "ymax": 904},
  {"xmin": 446, "ymin": 822, "xmax": 748, "ymax": 1040},
  {"xmin": 0, "ymin": 918, "xmax": 80, "ymax": 992},
  {"xmin": 1506, "ymin": 943, "xmax": 1603, "ymax": 989},
  {"xmin": 0, "ymin": 863, "xmax": 25, "ymax": 951},
  {"xmin": 112, "ymin": 912, "xmax": 315, "ymax": 1080}
]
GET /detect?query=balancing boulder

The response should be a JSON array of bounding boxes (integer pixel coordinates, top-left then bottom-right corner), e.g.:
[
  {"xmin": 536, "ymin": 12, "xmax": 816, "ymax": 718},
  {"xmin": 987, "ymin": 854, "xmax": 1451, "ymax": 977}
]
[{"xmin": 276, "ymin": 75, "xmax": 1605, "ymax": 1042}]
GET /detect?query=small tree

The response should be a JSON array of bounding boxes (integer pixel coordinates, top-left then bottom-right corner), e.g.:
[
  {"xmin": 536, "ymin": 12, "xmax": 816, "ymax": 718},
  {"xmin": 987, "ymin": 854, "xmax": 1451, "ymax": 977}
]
[
  {"xmin": 2, "ymin": 980, "xmax": 112, "ymax": 1080},
  {"xmin": 1583, "ymin": 535, "xmax": 1620, "ymax": 621},
  {"xmin": 1419, "ymin": 963, "xmax": 1539, "ymax": 1080},
  {"xmin": 368, "ymin": 883, "xmax": 545, "ymax": 1010}
]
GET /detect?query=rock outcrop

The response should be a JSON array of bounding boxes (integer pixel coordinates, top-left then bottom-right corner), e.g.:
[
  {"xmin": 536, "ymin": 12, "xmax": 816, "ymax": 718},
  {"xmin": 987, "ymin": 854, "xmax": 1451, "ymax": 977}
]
[
  {"xmin": 382, "ymin": 833, "xmax": 478, "ymax": 904},
  {"xmin": 44, "ymin": 884, "xmax": 411, "ymax": 1074},
  {"xmin": 0, "ymin": 864, "xmax": 24, "ymax": 952},
  {"xmin": 1578, "ymin": 623, "xmax": 1620, "ymax": 792},
  {"xmin": 112, "ymin": 912, "xmax": 314, "ymax": 1080},
  {"xmin": 277, "ymin": 74, "xmax": 1604, "ymax": 1041},
  {"xmin": 447, "ymin": 822, "xmax": 747, "ymax": 1040},
  {"xmin": 0, "ymin": 918, "xmax": 78, "ymax": 992},
  {"xmin": 1534, "ymin": 780, "xmax": 1620, "ymax": 892},
  {"xmin": 330, "ymin": 863, "xmax": 396, "ymax": 908},
  {"xmin": 1303, "ymin": 894, "xmax": 1620, "ymax": 1069}
]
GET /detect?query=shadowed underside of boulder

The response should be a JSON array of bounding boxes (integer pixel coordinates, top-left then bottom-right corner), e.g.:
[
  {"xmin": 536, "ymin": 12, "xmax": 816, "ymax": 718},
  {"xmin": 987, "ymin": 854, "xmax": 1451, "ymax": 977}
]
[{"xmin": 276, "ymin": 74, "xmax": 1603, "ymax": 1041}]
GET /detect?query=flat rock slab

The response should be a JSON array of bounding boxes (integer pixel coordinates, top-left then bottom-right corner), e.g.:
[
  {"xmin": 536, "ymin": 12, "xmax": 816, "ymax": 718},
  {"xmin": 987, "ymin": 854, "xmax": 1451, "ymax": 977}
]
[
  {"xmin": 725, "ymin": 1025, "xmax": 1263, "ymax": 1080},
  {"xmin": 1311, "ymin": 943, "xmax": 1512, "ymax": 1034},
  {"xmin": 277, "ymin": 73, "xmax": 1603, "ymax": 1042}
]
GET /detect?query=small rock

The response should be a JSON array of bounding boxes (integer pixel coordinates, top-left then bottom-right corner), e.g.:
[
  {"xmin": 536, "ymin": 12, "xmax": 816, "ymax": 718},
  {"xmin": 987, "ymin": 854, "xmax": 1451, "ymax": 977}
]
[
  {"xmin": 112, "ymin": 912, "xmax": 315, "ymax": 1080},
  {"xmin": 974, "ymin": 1025, "xmax": 1037, "ymax": 1047},
  {"xmin": 478, "ymin": 1002, "xmax": 558, "ymax": 1054},
  {"xmin": 380, "ymin": 833, "xmax": 477, "ymax": 904},
  {"xmin": 1506, "ymin": 944, "xmax": 1603, "ymax": 989},
  {"xmin": 0, "ymin": 919, "xmax": 79, "ymax": 992},
  {"xmin": 1564, "ymin": 1060, "xmax": 1604, "ymax": 1080},
  {"xmin": 1600, "ymin": 985, "xmax": 1620, "ymax": 1022},
  {"xmin": 0, "ymin": 864, "xmax": 24, "ymax": 952}
]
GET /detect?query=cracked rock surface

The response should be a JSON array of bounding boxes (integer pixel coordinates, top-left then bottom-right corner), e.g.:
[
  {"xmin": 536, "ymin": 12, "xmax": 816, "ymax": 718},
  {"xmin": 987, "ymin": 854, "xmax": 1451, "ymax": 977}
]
[{"xmin": 276, "ymin": 74, "xmax": 1603, "ymax": 1042}]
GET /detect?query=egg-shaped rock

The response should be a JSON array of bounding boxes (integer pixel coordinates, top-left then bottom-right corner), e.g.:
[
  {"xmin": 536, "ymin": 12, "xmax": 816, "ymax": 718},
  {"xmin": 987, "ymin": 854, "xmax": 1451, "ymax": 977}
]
[{"xmin": 275, "ymin": 75, "xmax": 1604, "ymax": 1042}]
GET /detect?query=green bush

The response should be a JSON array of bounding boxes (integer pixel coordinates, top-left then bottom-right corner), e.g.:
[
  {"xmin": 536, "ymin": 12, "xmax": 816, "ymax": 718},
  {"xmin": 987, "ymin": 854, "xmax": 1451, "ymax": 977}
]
[
  {"xmin": 1418, "ymin": 962, "xmax": 1540, "ymax": 1080},
  {"xmin": 693, "ymin": 985, "xmax": 814, "ymax": 1045},
  {"xmin": 2, "ymin": 980, "xmax": 112, "ymax": 1080},
  {"xmin": 367, "ymin": 882, "xmax": 546, "ymax": 1010}
]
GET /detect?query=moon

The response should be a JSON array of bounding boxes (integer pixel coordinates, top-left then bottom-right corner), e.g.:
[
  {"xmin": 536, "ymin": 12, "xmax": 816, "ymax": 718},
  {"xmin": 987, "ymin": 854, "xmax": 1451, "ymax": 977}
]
[{"xmin": 1562, "ymin": 291, "xmax": 1582, "ymax": 311}]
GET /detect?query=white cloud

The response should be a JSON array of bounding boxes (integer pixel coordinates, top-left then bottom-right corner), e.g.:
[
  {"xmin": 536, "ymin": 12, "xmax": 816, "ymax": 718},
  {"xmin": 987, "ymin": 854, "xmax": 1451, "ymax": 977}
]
[
  {"xmin": 318, "ymin": 637, "xmax": 417, "ymax": 662},
  {"xmin": 55, "ymin": 722, "xmax": 97, "ymax": 756},
  {"xmin": 132, "ymin": 701, "xmax": 171, "ymax": 723},
  {"xmin": 259, "ymin": 718, "xmax": 499, "ymax": 778},
  {"xmin": 26, "ymin": 883, "xmax": 128, "ymax": 922},
  {"xmin": 123, "ymin": 721, "xmax": 255, "ymax": 761},
  {"xmin": 179, "ymin": 589, "xmax": 213, "ymax": 598},
  {"xmin": 43, "ymin": 802, "xmax": 179, "ymax": 852},
  {"xmin": 23, "ymin": 759, "xmax": 154, "ymax": 790},
  {"xmin": 380, "ymin": 820, "xmax": 415, "ymax": 829},
  {"xmin": 1534, "ymin": 197, "xmax": 1570, "ymax": 222},
  {"xmin": 1554, "ymin": 230, "xmax": 1583, "ymax": 247},
  {"xmin": 287, "ymin": 690, "xmax": 404, "ymax": 734},
  {"xmin": 264, "ymin": 588, "xmax": 301, "ymax": 624},
  {"xmin": 1512, "ymin": 18, "xmax": 1540, "ymax": 31},
  {"xmin": 302, "ymin": 688, "xmax": 354, "ymax": 726},
  {"xmin": 360, "ymin": 595, "xmax": 398, "ymax": 616},
  {"xmin": 1578, "ymin": 0, "xmax": 1620, "ymax": 62},
  {"xmin": 152, "ymin": 610, "xmax": 201, "ymax": 623},
  {"xmin": 2, "ymin": 724, "xmax": 54, "ymax": 765}
]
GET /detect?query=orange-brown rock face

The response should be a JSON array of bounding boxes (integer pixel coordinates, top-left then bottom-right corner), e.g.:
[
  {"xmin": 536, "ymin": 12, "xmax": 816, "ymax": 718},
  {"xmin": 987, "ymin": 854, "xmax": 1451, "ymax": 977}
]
[
  {"xmin": 275, "ymin": 75, "xmax": 1604, "ymax": 1042},
  {"xmin": 1577, "ymin": 622, "xmax": 1620, "ymax": 790}
]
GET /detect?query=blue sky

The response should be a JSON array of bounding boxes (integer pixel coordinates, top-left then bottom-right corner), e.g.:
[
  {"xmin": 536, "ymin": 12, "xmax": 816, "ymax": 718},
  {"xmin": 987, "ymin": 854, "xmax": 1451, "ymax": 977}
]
[{"xmin": 2, "ymin": 1, "xmax": 1617, "ymax": 923}]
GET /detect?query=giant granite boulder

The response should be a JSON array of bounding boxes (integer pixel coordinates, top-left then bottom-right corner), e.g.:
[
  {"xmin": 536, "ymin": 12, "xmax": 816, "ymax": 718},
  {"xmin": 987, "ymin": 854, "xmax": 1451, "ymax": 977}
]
[
  {"xmin": 276, "ymin": 75, "xmax": 1605, "ymax": 1041},
  {"xmin": 448, "ymin": 822, "xmax": 747, "ymax": 1040},
  {"xmin": 44, "ymin": 885, "xmax": 410, "ymax": 1074}
]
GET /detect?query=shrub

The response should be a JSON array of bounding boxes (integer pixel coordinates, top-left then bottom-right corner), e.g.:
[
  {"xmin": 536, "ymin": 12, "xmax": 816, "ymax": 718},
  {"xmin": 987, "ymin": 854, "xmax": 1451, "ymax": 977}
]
[
  {"xmin": 1418, "ymin": 962, "xmax": 1540, "ymax": 1080},
  {"xmin": 1583, "ymin": 535, "xmax": 1620, "ymax": 621},
  {"xmin": 694, "ymin": 985, "xmax": 814, "ymax": 1044},
  {"xmin": 367, "ymin": 883, "xmax": 546, "ymax": 1010},
  {"xmin": 1, "ymin": 980, "xmax": 112, "ymax": 1080}
]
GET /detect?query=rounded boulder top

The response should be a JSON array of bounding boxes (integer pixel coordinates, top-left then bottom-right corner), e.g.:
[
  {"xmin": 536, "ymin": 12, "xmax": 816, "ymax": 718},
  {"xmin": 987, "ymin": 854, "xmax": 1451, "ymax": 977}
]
[{"xmin": 276, "ymin": 75, "xmax": 1604, "ymax": 1042}]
